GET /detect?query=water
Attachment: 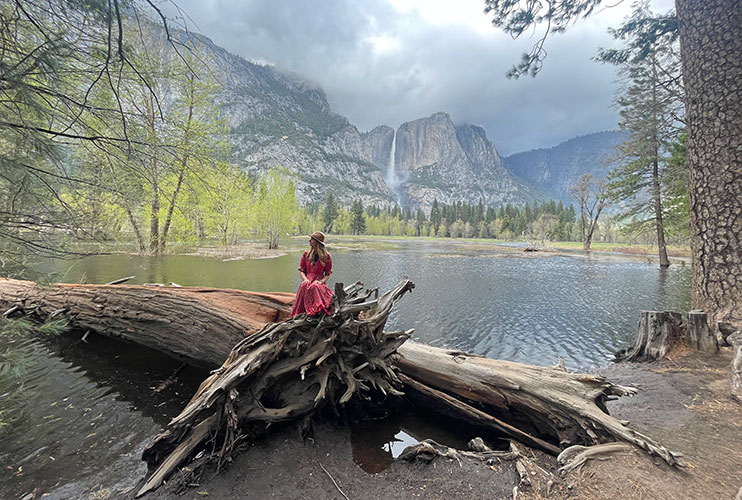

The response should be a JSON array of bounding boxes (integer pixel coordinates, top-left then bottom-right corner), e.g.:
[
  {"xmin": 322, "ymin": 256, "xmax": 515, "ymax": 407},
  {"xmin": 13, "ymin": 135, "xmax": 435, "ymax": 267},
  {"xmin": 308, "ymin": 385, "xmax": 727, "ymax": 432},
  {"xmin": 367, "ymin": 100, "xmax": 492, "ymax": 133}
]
[
  {"xmin": 38, "ymin": 240, "xmax": 691, "ymax": 370},
  {"xmin": 0, "ymin": 333, "xmax": 208, "ymax": 499},
  {"xmin": 1, "ymin": 240, "xmax": 692, "ymax": 496},
  {"xmin": 385, "ymin": 130, "xmax": 402, "ymax": 203}
]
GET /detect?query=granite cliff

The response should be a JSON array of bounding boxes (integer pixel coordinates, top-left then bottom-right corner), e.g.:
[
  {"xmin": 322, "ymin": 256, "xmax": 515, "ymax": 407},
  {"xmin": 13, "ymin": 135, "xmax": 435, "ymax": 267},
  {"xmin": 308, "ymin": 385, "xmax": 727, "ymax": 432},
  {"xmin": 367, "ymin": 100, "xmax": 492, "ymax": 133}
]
[{"xmin": 196, "ymin": 34, "xmax": 622, "ymax": 210}]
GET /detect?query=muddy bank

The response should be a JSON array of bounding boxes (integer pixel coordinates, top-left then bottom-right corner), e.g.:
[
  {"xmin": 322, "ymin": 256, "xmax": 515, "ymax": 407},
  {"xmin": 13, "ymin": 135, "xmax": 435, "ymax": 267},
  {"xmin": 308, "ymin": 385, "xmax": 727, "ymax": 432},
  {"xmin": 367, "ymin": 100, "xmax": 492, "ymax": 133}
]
[
  {"xmin": 151, "ymin": 422, "xmax": 521, "ymax": 500},
  {"xmin": 143, "ymin": 348, "xmax": 740, "ymax": 500}
]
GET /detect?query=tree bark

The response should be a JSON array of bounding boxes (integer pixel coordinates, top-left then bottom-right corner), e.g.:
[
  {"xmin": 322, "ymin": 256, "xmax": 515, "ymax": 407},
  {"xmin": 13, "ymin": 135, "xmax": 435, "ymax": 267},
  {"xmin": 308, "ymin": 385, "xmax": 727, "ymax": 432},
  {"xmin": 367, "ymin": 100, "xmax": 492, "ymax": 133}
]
[
  {"xmin": 0, "ymin": 278, "xmax": 294, "ymax": 368},
  {"xmin": 687, "ymin": 310, "xmax": 719, "ymax": 354},
  {"xmin": 676, "ymin": 0, "xmax": 742, "ymax": 324}
]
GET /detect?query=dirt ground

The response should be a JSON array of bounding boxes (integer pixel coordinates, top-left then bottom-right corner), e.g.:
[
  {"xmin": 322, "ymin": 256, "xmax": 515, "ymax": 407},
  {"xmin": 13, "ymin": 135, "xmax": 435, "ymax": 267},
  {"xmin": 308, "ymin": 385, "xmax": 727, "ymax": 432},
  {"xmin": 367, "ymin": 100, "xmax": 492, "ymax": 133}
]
[{"xmin": 143, "ymin": 347, "xmax": 741, "ymax": 500}]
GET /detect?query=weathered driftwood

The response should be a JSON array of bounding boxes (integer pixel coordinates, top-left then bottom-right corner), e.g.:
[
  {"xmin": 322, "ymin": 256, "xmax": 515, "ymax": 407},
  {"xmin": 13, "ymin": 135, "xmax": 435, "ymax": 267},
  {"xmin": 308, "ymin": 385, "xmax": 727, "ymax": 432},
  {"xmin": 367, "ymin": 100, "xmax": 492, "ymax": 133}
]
[
  {"xmin": 0, "ymin": 278, "xmax": 293, "ymax": 367},
  {"xmin": 0, "ymin": 278, "xmax": 684, "ymax": 488},
  {"xmin": 556, "ymin": 442, "xmax": 633, "ymax": 476},
  {"xmin": 137, "ymin": 280, "xmax": 415, "ymax": 496},
  {"xmin": 396, "ymin": 342, "xmax": 683, "ymax": 467},
  {"xmin": 398, "ymin": 437, "xmax": 520, "ymax": 464}
]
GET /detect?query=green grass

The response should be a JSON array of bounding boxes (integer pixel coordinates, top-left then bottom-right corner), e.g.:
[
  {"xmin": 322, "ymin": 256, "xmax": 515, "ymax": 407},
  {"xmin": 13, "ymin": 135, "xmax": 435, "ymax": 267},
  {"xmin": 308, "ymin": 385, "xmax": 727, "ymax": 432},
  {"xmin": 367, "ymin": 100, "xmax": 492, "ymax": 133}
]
[{"xmin": 544, "ymin": 241, "xmax": 691, "ymax": 257}]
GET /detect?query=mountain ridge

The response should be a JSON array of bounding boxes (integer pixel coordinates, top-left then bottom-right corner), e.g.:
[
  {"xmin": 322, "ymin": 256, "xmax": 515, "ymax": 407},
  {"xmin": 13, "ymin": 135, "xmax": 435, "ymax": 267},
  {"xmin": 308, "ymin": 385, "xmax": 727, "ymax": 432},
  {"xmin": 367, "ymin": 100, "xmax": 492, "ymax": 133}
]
[{"xmin": 193, "ymin": 33, "xmax": 624, "ymax": 210}]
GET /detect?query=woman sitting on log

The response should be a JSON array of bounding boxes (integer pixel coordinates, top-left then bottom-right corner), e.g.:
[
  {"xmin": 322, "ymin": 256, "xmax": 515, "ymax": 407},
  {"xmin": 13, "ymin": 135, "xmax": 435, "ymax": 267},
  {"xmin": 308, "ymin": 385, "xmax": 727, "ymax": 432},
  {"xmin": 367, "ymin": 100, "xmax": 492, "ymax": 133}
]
[{"xmin": 290, "ymin": 231, "xmax": 334, "ymax": 317}]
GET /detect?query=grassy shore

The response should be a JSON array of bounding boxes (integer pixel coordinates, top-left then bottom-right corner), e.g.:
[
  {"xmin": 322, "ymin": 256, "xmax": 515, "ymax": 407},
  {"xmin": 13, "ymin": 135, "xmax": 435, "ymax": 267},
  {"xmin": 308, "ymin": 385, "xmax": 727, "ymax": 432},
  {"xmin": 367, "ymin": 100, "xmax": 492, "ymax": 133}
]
[
  {"xmin": 77, "ymin": 234, "xmax": 690, "ymax": 263},
  {"xmin": 543, "ymin": 240, "xmax": 691, "ymax": 258}
]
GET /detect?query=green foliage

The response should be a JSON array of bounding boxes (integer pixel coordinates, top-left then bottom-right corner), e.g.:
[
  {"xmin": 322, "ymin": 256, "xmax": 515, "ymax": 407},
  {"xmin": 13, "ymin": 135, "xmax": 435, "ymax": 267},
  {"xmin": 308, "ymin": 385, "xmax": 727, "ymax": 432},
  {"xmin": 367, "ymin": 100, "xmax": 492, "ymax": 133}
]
[
  {"xmin": 350, "ymin": 200, "xmax": 366, "ymax": 235},
  {"xmin": 323, "ymin": 193, "xmax": 338, "ymax": 233},
  {"xmin": 254, "ymin": 167, "xmax": 299, "ymax": 249},
  {"xmin": 339, "ymin": 198, "xmax": 581, "ymax": 241},
  {"xmin": 0, "ymin": 0, "xmax": 192, "ymax": 257},
  {"xmin": 600, "ymin": 2, "xmax": 684, "ymax": 249},
  {"xmin": 662, "ymin": 134, "xmax": 690, "ymax": 241},
  {"xmin": 201, "ymin": 162, "xmax": 253, "ymax": 245}
]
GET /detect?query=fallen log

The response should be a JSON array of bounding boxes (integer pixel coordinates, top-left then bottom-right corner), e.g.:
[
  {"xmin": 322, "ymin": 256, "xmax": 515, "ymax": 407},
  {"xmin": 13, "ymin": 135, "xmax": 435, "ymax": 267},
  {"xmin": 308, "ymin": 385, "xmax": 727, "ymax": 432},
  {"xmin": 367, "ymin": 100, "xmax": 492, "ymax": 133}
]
[
  {"xmin": 0, "ymin": 278, "xmax": 293, "ymax": 367},
  {"xmin": 0, "ymin": 277, "xmax": 684, "ymax": 491},
  {"xmin": 396, "ymin": 342, "xmax": 683, "ymax": 467},
  {"xmin": 137, "ymin": 280, "xmax": 415, "ymax": 496}
]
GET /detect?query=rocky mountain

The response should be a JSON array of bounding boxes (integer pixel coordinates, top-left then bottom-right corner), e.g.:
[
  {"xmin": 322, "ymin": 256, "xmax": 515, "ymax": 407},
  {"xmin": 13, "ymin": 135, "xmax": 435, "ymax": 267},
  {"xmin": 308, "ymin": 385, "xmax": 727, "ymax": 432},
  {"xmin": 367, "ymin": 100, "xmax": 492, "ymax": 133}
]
[
  {"xmin": 503, "ymin": 131, "xmax": 627, "ymax": 205},
  {"xmin": 387, "ymin": 112, "xmax": 532, "ymax": 207},
  {"xmin": 203, "ymin": 38, "xmax": 395, "ymax": 208},
  {"xmin": 197, "ymin": 34, "xmax": 620, "ymax": 211}
]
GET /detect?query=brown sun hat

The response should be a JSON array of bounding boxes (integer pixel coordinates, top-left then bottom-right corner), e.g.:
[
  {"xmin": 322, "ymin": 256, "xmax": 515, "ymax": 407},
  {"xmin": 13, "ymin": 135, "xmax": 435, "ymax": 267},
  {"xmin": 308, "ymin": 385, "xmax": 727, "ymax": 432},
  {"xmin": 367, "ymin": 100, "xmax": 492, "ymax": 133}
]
[{"xmin": 310, "ymin": 231, "xmax": 326, "ymax": 246}]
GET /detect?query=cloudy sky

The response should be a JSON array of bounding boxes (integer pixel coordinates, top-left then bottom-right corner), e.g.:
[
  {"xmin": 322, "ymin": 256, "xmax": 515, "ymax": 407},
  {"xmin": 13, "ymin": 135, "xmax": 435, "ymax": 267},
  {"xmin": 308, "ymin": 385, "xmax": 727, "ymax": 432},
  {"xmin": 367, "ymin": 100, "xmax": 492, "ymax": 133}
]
[{"xmin": 165, "ymin": 0, "xmax": 674, "ymax": 155}]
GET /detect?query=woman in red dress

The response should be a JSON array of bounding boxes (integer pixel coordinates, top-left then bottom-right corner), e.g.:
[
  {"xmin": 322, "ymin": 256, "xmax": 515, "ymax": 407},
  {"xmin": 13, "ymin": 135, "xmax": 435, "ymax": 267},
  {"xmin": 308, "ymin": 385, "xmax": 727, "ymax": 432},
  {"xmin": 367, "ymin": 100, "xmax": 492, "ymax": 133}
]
[{"xmin": 290, "ymin": 231, "xmax": 334, "ymax": 317}]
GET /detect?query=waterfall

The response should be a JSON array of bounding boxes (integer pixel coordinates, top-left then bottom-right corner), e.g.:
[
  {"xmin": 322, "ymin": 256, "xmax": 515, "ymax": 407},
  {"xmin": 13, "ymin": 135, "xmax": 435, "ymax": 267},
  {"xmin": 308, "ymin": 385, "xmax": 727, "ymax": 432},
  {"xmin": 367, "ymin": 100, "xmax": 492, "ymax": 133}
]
[
  {"xmin": 387, "ymin": 129, "xmax": 398, "ymax": 189},
  {"xmin": 385, "ymin": 129, "xmax": 404, "ymax": 206}
]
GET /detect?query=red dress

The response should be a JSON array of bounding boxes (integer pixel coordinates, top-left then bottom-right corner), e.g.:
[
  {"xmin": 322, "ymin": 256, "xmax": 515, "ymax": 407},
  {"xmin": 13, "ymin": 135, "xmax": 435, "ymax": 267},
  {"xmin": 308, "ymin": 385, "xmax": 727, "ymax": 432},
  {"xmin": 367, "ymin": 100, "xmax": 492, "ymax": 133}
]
[{"xmin": 290, "ymin": 251, "xmax": 334, "ymax": 317}]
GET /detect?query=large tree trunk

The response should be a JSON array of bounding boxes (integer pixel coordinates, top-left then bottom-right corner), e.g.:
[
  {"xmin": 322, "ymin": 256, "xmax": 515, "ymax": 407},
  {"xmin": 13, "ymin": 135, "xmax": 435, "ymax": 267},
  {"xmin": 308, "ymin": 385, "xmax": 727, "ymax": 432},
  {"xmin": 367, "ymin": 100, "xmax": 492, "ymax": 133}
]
[
  {"xmin": 0, "ymin": 278, "xmax": 683, "ymax": 494},
  {"xmin": 0, "ymin": 278, "xmax": 294, "ymax": 368},
  {"xmin": 676, "ymin": 0, "xmax": 742, "ymax": 324}
]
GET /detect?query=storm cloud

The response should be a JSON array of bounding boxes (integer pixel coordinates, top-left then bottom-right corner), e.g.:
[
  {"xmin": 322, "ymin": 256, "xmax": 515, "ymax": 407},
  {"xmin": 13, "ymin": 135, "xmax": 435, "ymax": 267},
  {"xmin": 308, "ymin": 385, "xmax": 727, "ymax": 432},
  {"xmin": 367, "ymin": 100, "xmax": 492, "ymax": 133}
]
[{"xmin": 165, "ymin": 0, "xmax": 675, "ymax": 155}]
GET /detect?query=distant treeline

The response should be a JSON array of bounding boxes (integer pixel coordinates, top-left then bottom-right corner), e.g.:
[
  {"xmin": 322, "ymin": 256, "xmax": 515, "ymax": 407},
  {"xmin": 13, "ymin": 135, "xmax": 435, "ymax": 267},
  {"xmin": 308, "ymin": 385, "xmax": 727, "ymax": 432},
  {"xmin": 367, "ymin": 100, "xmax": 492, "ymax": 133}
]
[
  {"xmin": 300, "ymin": 193, "xmax": 687, "ymax": 246},
  {"xmin": 307, "ymin": 195, "xmax": 570, "ymax": 242}
]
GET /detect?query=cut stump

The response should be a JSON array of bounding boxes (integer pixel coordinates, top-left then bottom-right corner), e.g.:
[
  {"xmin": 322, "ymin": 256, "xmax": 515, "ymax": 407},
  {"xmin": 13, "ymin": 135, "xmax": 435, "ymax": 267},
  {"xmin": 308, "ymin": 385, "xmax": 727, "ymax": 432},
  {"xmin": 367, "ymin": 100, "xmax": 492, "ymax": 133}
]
[{"xmin": 616, "ymin": 310, "xmax": 718, "ymax": 362}]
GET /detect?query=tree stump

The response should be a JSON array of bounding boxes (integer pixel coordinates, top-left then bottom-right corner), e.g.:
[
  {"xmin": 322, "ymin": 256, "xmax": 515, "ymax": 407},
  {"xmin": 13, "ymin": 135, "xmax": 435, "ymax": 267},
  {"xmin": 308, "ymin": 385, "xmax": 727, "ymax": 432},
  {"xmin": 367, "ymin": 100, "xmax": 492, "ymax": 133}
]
[
  {"xmin": 688, "ymin": 310, "xmax": 719, "ymax": 354},
  {"xmin": 615, "ymin": 311, "xmax": 684, "ymax": 361}
]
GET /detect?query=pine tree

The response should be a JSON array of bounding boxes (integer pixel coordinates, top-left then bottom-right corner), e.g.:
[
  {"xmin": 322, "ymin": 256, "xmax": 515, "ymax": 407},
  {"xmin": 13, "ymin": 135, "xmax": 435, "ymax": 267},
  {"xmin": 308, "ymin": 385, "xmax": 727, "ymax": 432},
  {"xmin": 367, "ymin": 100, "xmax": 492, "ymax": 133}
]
[
  {"xmin": 350, "ymin": 199, "xmax": 366, "ymax": 235},
  {"xmin": 599, "ymin": 3, "xmax": 683, "ymax": 267},
  {"xmin": 429, "ymin": 199, "xmax": 441, "ymax": 236},
  {"xmin": 323, "ymin": 193, "xmax": 338, "ymax": 233}
]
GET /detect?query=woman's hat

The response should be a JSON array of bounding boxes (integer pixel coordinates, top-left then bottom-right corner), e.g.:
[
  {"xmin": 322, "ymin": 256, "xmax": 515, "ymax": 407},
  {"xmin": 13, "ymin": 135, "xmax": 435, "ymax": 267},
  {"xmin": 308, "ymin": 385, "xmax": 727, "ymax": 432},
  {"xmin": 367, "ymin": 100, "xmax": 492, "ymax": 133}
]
[{"xmin": 310, "ymin": 231, "xmax": 326, "ymax": 246}]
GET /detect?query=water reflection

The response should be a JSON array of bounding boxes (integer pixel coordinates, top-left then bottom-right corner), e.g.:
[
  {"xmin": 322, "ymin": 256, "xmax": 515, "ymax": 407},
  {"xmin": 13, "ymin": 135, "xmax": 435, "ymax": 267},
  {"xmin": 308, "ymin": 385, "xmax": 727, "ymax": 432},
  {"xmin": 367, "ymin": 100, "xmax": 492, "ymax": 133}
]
[
  {"xmin": 350, "ymin": 410, "xmax": 479, "ymax": 473},
  {"xmin": 0, "ymin": 333, "xmax": 205, "ymax": 500},
  {"xmin": 43, "ymin": 241, "xmax": 692, "ymax": 370}
]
